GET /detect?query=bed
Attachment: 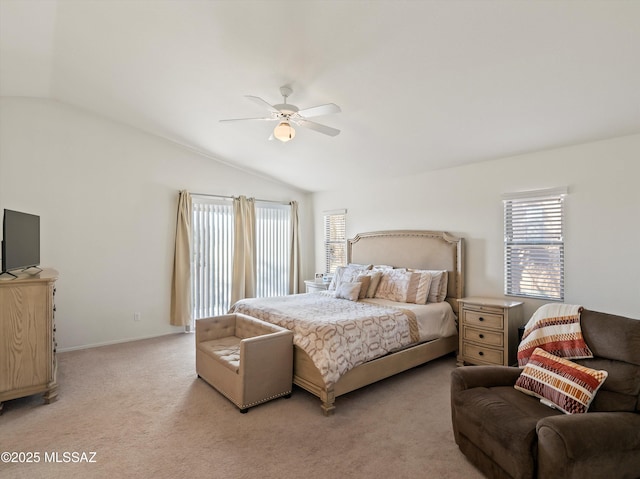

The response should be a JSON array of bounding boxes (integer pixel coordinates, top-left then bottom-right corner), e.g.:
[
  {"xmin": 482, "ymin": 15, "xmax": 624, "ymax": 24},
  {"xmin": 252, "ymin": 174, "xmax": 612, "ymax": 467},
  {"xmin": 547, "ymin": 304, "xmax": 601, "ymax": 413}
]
[{"xmin": 230, "ymin": 230, "xmax": 464, "ymax": 415}]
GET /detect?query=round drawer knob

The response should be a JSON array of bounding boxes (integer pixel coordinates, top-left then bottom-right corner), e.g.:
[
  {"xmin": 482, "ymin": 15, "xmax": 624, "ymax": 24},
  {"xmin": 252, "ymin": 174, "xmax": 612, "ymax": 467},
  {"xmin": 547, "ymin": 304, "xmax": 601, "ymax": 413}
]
[
  {"xmin": 478, "ymin": 317, "xmax": 484, "ymax": 321},
  {"xmin": 479, "ymin": 334, "xmax": 484, "ymax": 339},
  {"xmin": 478, "ymin": 351, "xmax": 484, "ymax": 356}
]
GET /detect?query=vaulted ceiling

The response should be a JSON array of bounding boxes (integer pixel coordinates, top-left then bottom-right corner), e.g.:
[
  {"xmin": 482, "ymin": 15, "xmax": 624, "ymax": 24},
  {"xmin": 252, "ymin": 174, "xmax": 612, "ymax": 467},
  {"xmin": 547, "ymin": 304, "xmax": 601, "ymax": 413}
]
[{"xmin": 2, "ymin": 1, "xmax": 639, "ymax": 192}]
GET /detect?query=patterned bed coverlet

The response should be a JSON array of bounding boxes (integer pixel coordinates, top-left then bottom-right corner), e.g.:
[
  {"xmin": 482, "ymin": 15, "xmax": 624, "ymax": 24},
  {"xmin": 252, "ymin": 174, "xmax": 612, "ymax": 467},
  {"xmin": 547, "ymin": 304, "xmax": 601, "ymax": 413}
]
[{"xmin": 229, "ymin": 293, "xmax": 422, "ymax": 388}]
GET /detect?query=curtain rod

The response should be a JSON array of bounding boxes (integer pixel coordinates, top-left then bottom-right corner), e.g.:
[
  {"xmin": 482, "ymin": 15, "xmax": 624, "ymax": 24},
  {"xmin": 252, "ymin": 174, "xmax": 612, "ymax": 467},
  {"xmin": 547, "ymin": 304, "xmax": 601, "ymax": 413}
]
[{"xmin": 190, "ymin": 192, "xmax": 291, "ymax": 206}]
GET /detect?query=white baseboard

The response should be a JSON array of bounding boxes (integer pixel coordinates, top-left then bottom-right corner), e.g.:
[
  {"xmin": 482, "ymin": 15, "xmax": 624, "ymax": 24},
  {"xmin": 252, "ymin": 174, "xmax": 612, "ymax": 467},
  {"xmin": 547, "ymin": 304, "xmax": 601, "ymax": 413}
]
[{"xmin": 58, "ymin": 329, "xmax": 190, "ymax": 353}]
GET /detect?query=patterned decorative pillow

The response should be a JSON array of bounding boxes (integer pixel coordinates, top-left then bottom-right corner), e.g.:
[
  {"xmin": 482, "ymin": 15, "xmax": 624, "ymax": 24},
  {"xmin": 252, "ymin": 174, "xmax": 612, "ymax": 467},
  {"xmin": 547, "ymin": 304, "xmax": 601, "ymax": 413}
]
[
  {"xmin": 374, "ymin": 269, "xmax": 432, "ymax": 304},
  {"xmin": 514, "ymin": 348, "xmax": 608, "ymax": 414},
  {"xmin": 428, "ymin": 270, "xmax": 449, "ymax": 303},
  {"xmin": 350, "ymin": 270, "xmax": 383, "ymax": 298},
  {"xmin": 363, "ymin": 270, "xmax": 383, "ymax": 298},
  {"xmin": 335, "ymin": 281, "xmax": 362, "ymax": 301},
  {"xmin": 409, "ymin": 270, "xmax": 432, "ymax": 304},
  {"xmin": 355, "ymin": 274, "xmax": 372, "ymax": 299},
  {"xmin": 374, "ymin": 269, "xmax": 409, "ymax": 302},
  {"xmin": 328, "ymin": 264, "xmax": 370, "ymax": 291},
  {"xmin": 410, "ymin": 269, "xmax": 448, "ymax": 303}
]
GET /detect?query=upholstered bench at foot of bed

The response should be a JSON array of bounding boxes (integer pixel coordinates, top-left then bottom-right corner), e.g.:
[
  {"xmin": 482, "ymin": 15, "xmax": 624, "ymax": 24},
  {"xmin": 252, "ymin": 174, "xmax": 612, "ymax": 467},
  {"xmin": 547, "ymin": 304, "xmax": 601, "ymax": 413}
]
[{"xmin": 195, "ymin": 313, "xmax": 294, "ymax": 413}]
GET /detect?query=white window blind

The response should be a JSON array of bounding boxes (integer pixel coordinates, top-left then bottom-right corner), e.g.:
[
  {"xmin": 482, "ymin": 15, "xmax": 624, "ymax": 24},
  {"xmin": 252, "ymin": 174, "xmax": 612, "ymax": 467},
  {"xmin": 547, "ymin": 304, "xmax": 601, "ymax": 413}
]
[
  {"xmin": 191, "ymin": 196, "xmax": 292, "ymax": 320},
  {"xmin": 255, "ymin": 202, "xmax": 291, "ymax": 298},
  {"xmin": 192, "ymin": 197, "xmax": 234, "ymax": 319},
  {"xmin": 504, "ymin": 188, "xmax": 566, "ymax": 301},
  {"xmin": 324, "ymin": 210, "xmax": 346, "ymax": 274}
]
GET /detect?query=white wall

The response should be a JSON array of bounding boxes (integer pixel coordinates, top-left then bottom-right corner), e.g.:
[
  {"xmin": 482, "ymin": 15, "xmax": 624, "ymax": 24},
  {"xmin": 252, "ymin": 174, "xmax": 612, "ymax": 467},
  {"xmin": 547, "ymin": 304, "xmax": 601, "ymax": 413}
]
[
  {"xmin": 313, "ymin": 134, "xmax": 640, "ymax": 320},
  {"xmin": 3, "ymin": 97, "xmax": 637, "ymax": 353},
  {"xmin": 0, "ymin": 98, "xmax": 313, "ymax": 350}
]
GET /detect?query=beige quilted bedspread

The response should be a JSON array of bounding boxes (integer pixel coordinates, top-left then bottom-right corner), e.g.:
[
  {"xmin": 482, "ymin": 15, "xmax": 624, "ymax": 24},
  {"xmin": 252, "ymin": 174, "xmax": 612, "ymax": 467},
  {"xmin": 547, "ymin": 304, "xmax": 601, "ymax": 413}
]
[{"xmin": 229, "ymin": 293, "xmax": 419, "ymax": 388}]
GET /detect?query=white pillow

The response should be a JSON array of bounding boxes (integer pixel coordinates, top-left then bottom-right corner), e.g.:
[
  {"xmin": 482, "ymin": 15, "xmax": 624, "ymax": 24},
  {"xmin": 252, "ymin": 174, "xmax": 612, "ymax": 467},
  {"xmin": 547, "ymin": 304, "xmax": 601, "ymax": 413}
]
[
  {"xmin": 335, "ymin": 281, "xmax": 362, "ymax": 301},
  {"xmin": 437, "ymin": 271, "xmax": 448, "ymax": 302},
  {"xmin": 328, "ymin": 266, "xmax": 346, "ymax": 291},
  {"xmin": 373, "ymin": 264, "xmax": 394, "ymax": 270},
  {"xmin": 347, "ymin": 263, "xmax": 373, "ymax": 270}
]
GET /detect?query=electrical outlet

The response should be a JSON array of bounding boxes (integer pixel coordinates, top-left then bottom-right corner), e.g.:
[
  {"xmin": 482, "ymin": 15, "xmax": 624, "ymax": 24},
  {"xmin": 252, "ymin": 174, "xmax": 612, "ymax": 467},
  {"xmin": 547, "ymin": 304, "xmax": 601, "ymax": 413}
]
[{"xmin": 134, "ymin": 312, "xmax": 141, "ymax": 321}]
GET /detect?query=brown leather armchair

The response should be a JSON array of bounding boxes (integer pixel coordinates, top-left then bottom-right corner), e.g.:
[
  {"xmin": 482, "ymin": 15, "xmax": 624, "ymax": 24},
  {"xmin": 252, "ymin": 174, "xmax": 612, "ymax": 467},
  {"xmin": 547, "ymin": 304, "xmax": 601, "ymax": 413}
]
[
  {"xmin": 196, "ymin": 313, "xmax": 293, "ymax": 412},
  {"xmin": 450, "ymin": 309, "xmax": 640, "ymax": 479}
]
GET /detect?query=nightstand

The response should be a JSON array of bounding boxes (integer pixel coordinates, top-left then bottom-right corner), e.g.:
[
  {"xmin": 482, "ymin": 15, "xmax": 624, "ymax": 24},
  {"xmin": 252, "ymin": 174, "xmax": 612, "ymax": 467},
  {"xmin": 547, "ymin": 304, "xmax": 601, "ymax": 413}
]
[
  {"xmin": 304, "ymin": 280, "xmax": 329, "ymax": 293},
  {"xmin": 457, "ymin": 297, "xmax": 524, "ymax": 367}
]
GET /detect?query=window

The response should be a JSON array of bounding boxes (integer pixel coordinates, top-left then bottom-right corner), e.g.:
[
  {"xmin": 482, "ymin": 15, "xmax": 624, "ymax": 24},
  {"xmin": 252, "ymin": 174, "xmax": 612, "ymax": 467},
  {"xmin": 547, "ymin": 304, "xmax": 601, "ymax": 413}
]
[
  {"xmin": 255, "ymin": 202, "xmax": 291, "ymax": 297},
  {"xmin": 191, "ymin": 197, "xmax": 234, "ymax": 319},
  {"xmin": 503, "ymin": 188, "xmax": 566, "ymax": 301},
  {"xmin": 323, "ymin": 209, "xmax": 346, "ymax": 274},
  {"xmin": 191, "ymin": 196, "xmax": 292, "ymax": 320}
]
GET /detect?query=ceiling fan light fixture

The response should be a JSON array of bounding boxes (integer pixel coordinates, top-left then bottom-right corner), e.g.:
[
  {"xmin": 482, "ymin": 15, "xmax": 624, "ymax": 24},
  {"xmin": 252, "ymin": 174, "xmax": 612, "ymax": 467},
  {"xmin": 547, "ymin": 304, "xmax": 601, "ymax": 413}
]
[
  {"xmin": 274, "ymin": 121, "xmax": 296, "ymax": 142},
  {"xmin": 221, "ymin": 86, "xmax": 340, "ymax": 140}
]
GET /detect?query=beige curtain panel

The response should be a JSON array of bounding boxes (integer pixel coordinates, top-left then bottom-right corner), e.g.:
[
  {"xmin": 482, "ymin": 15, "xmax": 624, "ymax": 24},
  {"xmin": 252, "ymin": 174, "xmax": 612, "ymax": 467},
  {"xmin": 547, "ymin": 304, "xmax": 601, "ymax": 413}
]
[
  {"xmin": 230, "ymin": 195, "xmax": 256, "ymax": 305},
  {"xmin": 289, "ymin": 201, "xmax": 301, "ymax": 294},
  {"xmin": 170, "ymin": 190, "xmax": 193, "ymax": 326}
]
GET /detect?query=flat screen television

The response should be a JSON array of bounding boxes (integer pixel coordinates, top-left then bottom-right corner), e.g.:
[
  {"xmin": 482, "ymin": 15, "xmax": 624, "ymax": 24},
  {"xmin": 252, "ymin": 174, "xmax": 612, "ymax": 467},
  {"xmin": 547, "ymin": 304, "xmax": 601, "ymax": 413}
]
[{"xmin": 1, "ymin": 209, "xmax": 40, "ymax": 273}]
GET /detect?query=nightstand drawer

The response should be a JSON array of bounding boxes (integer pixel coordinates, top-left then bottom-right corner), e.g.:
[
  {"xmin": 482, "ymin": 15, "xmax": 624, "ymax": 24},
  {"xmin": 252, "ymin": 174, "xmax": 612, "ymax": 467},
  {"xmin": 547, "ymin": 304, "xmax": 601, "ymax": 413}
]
[
  {"xmin": 463, "ymin": 326, "xmax": 503, "ymax": 347},
  {"xmin": 305, "ymin": 280, "xmax": 329, "ymax": 293},
  {"xmin": 462, "ymin": 310, "xmax": 504, "ymax": 330},
  {"xmin": 462, "ymin": 342, "xmax": 503, "ymax": 365}
]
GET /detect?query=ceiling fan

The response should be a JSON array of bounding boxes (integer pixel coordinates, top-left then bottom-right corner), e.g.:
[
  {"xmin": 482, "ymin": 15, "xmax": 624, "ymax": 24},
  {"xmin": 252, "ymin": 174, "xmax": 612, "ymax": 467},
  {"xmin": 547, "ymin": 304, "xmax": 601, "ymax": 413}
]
[{"xmin": 220, "ymin": 86, "xmax": 341, "ymax": 142}]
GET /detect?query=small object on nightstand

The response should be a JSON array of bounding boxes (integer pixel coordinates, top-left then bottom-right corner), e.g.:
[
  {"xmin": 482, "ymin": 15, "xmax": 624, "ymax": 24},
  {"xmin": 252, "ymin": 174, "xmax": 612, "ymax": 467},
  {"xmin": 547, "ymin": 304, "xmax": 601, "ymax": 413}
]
[
  {"xmin": 457, "ymin": 297, "xmax": 524, "ymax": 367},
  {"xmin": 304, "ymin": 280, "xmax": 329, "ymax": 293}
]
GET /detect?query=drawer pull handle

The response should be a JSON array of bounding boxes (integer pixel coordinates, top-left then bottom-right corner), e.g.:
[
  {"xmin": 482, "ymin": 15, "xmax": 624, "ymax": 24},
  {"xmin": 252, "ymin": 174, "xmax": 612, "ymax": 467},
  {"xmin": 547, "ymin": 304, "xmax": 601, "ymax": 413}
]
[
  {"xmin": 479, "ymin": 334, "xmax": 484, "ymax": 339},
  {"xmin": 478, "ymin": 351, "xmax": 484, "ymax": 356}
]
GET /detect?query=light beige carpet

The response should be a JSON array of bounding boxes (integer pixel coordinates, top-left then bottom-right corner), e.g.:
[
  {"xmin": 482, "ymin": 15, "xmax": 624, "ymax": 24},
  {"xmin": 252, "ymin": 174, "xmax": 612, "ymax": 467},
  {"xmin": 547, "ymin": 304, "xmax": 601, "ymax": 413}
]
[{"xmin": 0, "ymin": 333, "xmax": 483, "ymax": 479}]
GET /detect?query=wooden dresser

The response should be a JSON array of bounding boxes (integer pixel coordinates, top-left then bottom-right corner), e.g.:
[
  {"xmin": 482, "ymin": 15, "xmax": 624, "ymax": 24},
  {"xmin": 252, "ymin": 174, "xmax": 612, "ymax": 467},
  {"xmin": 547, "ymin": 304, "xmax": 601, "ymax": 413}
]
[
  {"xmin": 457, "ymin": 297, "xmax": 524, "ymax": 367},
  {"xmin": 0, "ymin": 269, "xmax": 58, "ymax": 413}
]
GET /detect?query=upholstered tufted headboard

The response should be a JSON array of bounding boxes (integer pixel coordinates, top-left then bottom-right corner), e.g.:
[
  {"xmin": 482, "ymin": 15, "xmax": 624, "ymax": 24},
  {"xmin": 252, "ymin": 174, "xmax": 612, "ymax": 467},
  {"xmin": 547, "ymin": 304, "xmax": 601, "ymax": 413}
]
[{"xmin": 347, "ymin": 230, "xmax": 464, "ymax": 314}]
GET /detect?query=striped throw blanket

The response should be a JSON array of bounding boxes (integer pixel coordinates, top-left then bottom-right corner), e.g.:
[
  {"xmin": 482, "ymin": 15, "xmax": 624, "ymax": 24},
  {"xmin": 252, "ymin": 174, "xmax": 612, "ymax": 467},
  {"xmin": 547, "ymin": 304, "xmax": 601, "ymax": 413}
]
[{"xmin": 517, "ymin": 303, "xmax": 593, "ymax": 367}]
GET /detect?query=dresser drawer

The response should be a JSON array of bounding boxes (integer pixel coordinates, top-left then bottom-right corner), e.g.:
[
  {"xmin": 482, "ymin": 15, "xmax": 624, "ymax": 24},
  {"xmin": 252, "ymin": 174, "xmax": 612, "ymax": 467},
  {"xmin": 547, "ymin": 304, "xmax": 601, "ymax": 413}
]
[
  {"xmin": 463, "ymin": 310, "xmax": 504, "ymax": 330},
  {"xmin": 462, "ymin": 342, "xmax": 504, "ymax": 365},
  {"xmin": 463, "ymin": 325, "xmax": 503, "ymax": 347}
]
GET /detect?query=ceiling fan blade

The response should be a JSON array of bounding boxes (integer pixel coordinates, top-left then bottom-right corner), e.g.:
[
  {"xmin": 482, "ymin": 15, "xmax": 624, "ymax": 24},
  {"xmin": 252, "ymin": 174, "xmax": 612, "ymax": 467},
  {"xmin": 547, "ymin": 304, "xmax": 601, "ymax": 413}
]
[
  {"xmin": 245, "ymin": 95, "xmax": 281, "ymax": 114},
  {"xmin": 296, "ymin": 103, "xmax": 341, "ymax": 118},
  {"xmin": 219, "ymin": 117, "xmax": 276, "ymax": 122},
  {"xmin": 294, "ymin": 118, "xmax": 340, "ymax": 137}
]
